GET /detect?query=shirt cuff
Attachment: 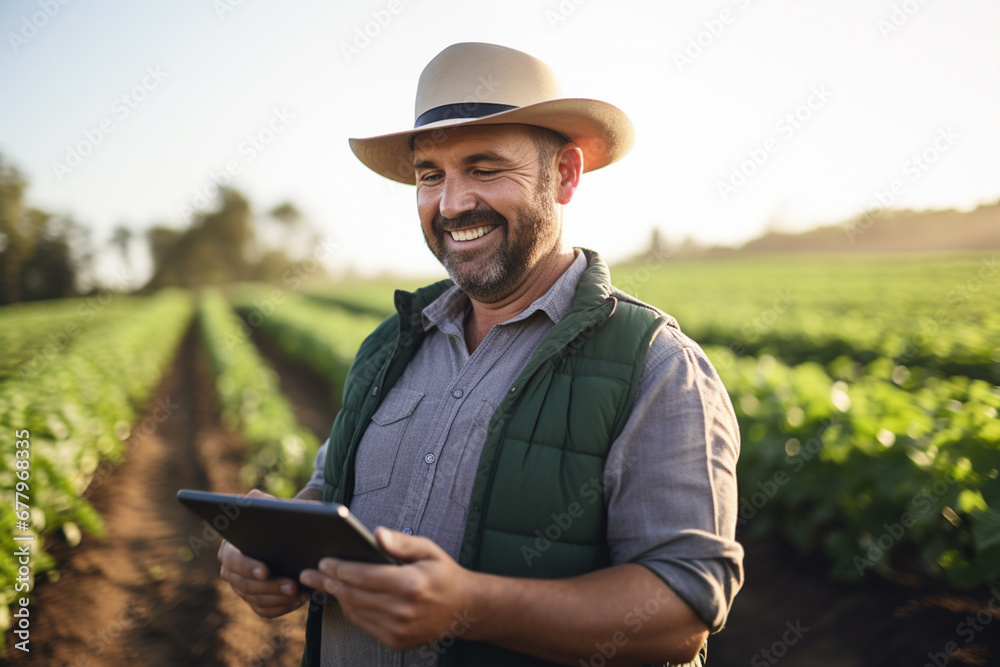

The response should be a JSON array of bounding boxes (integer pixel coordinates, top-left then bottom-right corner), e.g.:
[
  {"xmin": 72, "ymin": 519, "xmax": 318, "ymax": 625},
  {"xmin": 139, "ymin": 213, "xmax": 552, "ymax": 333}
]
[{"xmin": 634, "ymin": 532, "xmax": 745, "ymax": 632}]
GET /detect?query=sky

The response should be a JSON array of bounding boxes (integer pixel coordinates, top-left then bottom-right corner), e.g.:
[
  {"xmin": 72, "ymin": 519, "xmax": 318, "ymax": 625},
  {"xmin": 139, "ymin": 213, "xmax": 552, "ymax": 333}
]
[{"xmin": 1, "ymin": 0, "xmax": 998, "ymax": 285}]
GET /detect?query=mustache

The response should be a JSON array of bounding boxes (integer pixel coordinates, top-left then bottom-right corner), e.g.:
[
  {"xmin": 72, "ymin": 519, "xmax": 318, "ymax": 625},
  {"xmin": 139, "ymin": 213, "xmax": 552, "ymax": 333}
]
[{"xmin": 433, "ymin": 206, "xmax": 507, "ymax": 234}]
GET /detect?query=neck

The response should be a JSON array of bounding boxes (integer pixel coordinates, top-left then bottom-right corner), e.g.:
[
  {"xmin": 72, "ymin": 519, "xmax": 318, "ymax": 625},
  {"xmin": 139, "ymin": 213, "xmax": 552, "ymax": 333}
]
[{"xmin": 463, "ymin": 245, "xmax": 577, "ymax": 353}]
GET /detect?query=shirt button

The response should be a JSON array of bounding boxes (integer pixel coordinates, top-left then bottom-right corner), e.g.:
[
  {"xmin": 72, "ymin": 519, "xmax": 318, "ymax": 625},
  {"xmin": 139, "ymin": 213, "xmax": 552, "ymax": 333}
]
[
  {"xmin": 402, "ymin": 527, "xmax": 412, "ymax": 535},
  {"xmin": 424, "ymin": 453, "xmax": 436, "ymax": 464},
  {"xmin": 452, "ymin": 388, "xmax": 464, "ymax": 399}
]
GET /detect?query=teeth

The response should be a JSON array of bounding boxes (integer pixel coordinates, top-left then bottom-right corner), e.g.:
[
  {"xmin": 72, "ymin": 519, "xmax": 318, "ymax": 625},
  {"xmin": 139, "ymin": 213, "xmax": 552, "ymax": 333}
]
[{"xmin": 450, "ymin": 225, "xmax": 496, "ymax": 242}]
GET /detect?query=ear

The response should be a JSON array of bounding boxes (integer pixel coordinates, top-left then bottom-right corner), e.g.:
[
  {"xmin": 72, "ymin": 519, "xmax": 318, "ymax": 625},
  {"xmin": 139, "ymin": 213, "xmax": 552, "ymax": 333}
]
[{"xmin": 554, "ymin": 144, "xmax": 584, "ymax": 205}]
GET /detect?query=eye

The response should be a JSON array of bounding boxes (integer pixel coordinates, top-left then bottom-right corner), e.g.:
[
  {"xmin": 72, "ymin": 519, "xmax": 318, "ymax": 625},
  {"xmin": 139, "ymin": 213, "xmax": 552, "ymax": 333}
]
[
  {"xmin": 418, "ymin": 173, "xmax": 442, "ymax": 184},
  {"xmin": 474, "ymin": 169, "xmax": 499, "ymax": 177}
]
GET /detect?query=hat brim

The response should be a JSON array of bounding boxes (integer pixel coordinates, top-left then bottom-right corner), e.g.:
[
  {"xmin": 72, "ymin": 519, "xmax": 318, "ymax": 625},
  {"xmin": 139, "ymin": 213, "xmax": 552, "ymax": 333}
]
[{"xmin": 348, "ymin": 98, "xmax": 635, "ymax": 185}]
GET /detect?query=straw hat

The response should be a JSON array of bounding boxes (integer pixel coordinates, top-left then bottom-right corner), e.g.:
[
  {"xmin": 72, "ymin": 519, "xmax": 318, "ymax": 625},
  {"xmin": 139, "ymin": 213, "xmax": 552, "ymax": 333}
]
[{"xmin": 349, "ymin": 42, "xmax": 635, "ymax": 184}]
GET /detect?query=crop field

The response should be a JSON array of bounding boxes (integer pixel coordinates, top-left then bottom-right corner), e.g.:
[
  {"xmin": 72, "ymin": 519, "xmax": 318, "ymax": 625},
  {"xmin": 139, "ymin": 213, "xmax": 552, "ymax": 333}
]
[
  {"xmin": 612, "ymin": 253, "xmax": 1000, "ymax": 587},
  {"xmin": 1, "ymin": 252, "xmax": 998, "ymax": 665}
]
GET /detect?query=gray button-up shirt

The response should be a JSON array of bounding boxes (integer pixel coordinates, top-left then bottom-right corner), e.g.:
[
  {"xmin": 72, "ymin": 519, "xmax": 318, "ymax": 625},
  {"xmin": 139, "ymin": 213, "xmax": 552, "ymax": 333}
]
[{"xmin": 305, "ymin": 250, "xmax": 743, "ymax": 666}]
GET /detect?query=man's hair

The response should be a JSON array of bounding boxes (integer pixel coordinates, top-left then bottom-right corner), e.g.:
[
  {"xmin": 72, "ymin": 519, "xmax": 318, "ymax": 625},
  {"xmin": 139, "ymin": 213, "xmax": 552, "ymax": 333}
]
[{"xmin": 528, "ymin": 125, "xmax": 570, "ymax": 191}]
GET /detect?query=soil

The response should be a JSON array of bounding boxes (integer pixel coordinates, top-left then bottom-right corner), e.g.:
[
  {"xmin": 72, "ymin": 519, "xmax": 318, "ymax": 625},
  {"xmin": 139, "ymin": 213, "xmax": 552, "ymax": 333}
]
[
  {"xmin": 709, "ymin": 535, "xmax": 1000, "ymax": 666},
  {"xmin": 1, "ymin": 323, "xmax": 330, "ymax": 666},
  {"xmin": 4, "ymin": 322, "xmax": 999, "ymax": 666}
]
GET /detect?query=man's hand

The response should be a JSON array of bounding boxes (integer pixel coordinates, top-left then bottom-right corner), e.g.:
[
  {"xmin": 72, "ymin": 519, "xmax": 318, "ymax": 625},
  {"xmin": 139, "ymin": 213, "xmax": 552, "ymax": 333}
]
[
  {"xmin": 299, "ymin": 527, "xmax": 475, "ymax": 650},
  {"xmin": 217, "ymin": 489, "xmax": 310, "ymax": 618},
  {"xmin": 301, "ymin": 523, "xmax": 708, "ymax": 665}
]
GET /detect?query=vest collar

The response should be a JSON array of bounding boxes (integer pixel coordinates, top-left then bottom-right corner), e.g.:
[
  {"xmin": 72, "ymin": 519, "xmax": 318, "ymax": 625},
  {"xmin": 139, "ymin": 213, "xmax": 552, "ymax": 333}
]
[
  {"xmin": 393, "ymin": 278, "xmax": 453, "ymax": 333},
  {"xmin": 572, "ymin": 247, "xmax": 615, "ymax": 305}
]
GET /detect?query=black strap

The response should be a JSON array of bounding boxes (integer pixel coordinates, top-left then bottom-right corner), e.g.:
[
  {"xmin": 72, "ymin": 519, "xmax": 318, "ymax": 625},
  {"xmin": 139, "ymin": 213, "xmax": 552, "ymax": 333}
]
[{"xmin": 414, "ymin": 102, "xmax": 518, "ymax": 127}]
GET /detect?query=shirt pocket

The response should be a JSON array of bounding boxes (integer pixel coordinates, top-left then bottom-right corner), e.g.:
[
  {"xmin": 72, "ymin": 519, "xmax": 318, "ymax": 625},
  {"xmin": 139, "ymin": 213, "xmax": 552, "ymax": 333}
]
[
  {"xmin": 353, "ymin": 388, "xmax": 424, "ymax": 495},
  {"xmin": 449, "ymin": 398, "xmax": 496, "ymax": 508}
]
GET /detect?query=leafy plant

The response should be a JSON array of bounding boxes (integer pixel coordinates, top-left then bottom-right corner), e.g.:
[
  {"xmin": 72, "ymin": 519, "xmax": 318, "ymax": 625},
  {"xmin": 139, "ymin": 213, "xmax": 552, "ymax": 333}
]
[
  {"xmin": 0, "ymin": 290, "xmax": 193, "ymax": 644},
  {"xmin": 198, "ymin": 288, "xmax": 319, "ymax": 498}
]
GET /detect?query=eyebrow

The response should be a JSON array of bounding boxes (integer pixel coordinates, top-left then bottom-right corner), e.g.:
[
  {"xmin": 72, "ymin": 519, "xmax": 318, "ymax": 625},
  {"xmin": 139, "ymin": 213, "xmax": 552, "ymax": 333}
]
[
  {"xmin": 413, "ymin": 152, "xmax": 513, "ymax": 170},
  {"xmin": 462, "ymin": 152, "xmax": 512, "ymax": 166}
]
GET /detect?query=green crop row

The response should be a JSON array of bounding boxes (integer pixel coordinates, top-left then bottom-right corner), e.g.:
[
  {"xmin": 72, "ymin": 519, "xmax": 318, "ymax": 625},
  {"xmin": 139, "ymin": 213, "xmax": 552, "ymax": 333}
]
[
  {"xmin": 303, "ymin": 277, "xmax": 431, "ymax": 320},
  {"xmin": 230, "ymin": 285, "xmax": 384, "ymax": 408},
  {"xmin": 707, "ymin": 346, "xmax": 1000, "ymax": 588},
  {"xmin": 0, "ymin": 289, "xmax": 193, "ymax": 640},
  {"xmin": 615, "ymin": 253, "xmax": 1000, "ymax": 382},
  {"xmin": 302, "ymin": 255, "xmax": 1000, "ymax": 381},
  {"xmin": 198, "ymin": 288, "xmax": 319, "ymax": 498},
  {"xmin": 0, "ymin": 293, "xmax": 138, "ymax": 383}
]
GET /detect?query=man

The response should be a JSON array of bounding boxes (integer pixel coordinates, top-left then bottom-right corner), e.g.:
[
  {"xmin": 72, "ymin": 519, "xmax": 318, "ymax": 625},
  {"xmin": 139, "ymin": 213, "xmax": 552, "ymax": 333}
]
[{"xmin": 219, "ymin": 43, "xmax": 742, "ymax": 667}]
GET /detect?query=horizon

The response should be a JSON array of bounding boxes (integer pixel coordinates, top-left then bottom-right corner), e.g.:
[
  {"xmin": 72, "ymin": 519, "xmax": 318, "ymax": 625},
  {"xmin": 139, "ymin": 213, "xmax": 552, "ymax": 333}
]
[{"xmin": 2, "ymin": 0, "xmax": 998, "ymax": 286}]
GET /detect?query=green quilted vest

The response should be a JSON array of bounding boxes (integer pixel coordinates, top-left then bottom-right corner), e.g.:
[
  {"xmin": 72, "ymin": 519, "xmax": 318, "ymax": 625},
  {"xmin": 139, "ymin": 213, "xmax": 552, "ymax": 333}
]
[{"xmin": 302, "ymin": 249, "xmax": 705, "ymax": 667}]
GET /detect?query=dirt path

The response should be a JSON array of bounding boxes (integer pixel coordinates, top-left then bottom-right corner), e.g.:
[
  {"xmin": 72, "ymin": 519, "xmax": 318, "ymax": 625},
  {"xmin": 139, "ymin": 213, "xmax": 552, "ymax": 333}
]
[
  {"xmin": 711, "ymin": 535, "xmax": 1000, "ymax": 666},
  {"xmin": 2, "ymin": 322, "xmax": 327, "ymax": 666},
  {"xmin": 251, "ymin": 334, "xmax": 335, "ymax": 442}
]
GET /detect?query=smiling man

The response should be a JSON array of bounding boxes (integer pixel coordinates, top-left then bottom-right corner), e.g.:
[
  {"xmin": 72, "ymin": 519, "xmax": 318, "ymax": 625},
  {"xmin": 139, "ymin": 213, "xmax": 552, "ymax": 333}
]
[{"xmin": 219, "ymin": 43, "xmax": 743, "ymax": 667}]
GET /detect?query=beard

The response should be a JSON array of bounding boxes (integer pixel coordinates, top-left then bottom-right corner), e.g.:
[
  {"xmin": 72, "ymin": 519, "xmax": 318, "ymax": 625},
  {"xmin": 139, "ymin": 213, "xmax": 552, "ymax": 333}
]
[{"xmin": 424, "ymin": 182, "xmax": 558, "ymax": 304}]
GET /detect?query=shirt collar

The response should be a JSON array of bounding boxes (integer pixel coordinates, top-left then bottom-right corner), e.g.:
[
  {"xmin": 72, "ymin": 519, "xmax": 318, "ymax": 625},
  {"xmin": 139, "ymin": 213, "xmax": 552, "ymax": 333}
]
[{"xmin": 422, "ymin": 249, "xmax": 587, "ymax": 336}]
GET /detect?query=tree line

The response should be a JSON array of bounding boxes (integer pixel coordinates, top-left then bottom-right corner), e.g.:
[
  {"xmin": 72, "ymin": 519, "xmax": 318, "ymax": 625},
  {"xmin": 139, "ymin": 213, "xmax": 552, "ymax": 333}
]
[{"xmin": 0, "ymin": 152, "xmax": 321, "ymax": 305}]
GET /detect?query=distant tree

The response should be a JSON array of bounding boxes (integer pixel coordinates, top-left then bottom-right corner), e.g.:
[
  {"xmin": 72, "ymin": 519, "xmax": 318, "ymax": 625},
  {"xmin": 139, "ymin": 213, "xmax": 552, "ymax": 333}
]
[
  {"xmin": 200, "ymin": 188, "xmax": 255, "ymax": 280},
  {"xmin": 252, "ymin": 248, "xmax": 298, "ymax": 282},
  {"xmin": 144, "ymin": 189, "xmax": 257, "ymax": 290},
  {"xmin": 268, "ymin": 200, "xmax": 323, "ymax": 263},
  {"xmin": 146, "ymin": 225, "xmax": 180, "ymax": 266},
  {"xmin": 0, "ymin": 157, "xmax": 37, "ymax": 304},
  {"xmin": 143, "ymin": 190, "xmax": 327, "ymax": 291},
  {"xmin": 270, "ymin": 201, "xmax": 302, "ymax": 226},
  {"xmin": 649, "ymin": 228, "xmax": 669, "ymax": 256},
  {"xmin": 110, "ymin": 224, "xmax": 133, "ymax": 271},
  {"xmin": 0, "ymin": 154, "xmax": 88, "ymax": 304},
  {"xmin": 22, "ymin": 220, "xmax": 81, "ymax": 300},
  {"xmin": 678, "ymin": 235, "xmax": 703, "ymax": 255},
  {"xmin": 143, "ymin": 226, "xmax": 182, "ymax": 289}
]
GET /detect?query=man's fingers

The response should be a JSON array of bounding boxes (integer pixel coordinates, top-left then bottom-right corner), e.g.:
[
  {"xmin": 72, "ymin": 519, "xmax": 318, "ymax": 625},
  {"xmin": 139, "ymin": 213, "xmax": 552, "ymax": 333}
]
[
  {"xmin": 218, "ymin": 540, "xmax": 270, "ymax": 580},
  {"xmin": 300, "ymin": 567, "xmax": 387, "ymax": 603},
  {"xmin": 222, "ymin": 565, "xmax": 306, "ymax": 618},
  {"xmin": 222, "ymin": 566, "xmax": 298, "ymax": 596},
  {"xmin": 300, "ymin": 568, "xmax": 404, "ymax": 621},
  {"xmin": 215, "ymin": 489, "xmax": 310, "ymax": 621},
  {"xmin": 315, "ymin": 558, "xmax": 404, "ymax": 594},
  {"xmin": 301, "ymin": 567, "xmax": 345, "ymax": 595},
  {"xmin": 375, "ymin": 527, "xmax": 441, "ymax": 562},
  {"xmin": 299, "ymin": 568, "xmax": 322, "ymax": 590},
  {"xmin": 314, "ymin": 530, "xmax": 439, "ymax": 594}
]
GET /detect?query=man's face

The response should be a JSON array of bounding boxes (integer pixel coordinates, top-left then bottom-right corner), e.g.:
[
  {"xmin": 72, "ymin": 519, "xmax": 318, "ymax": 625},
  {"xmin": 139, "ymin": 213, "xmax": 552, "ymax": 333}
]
[{"xmin": 413, "ymin": 124, "xmax": 560, "ymax": 304}]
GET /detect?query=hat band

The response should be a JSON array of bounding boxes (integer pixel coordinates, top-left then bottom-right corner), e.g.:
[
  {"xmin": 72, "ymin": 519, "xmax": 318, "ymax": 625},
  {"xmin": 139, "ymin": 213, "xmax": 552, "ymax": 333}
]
[{"xmin": 414, "ymin": 102, "xmax": 518, "ymax": 128}]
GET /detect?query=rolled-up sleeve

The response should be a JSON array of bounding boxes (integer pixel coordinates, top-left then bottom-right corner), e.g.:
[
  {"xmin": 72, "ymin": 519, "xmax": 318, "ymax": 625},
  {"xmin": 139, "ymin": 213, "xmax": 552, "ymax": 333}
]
[{"xmin": 604, "ymin": 326, "xmax": 744, "ymax": 632}]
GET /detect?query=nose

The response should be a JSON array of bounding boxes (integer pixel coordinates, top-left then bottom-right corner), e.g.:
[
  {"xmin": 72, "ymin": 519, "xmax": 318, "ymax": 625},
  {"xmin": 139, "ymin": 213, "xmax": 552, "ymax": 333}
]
[{"xmin": 439, "ymin": 174, "xmax": 478, "ymax": 221}]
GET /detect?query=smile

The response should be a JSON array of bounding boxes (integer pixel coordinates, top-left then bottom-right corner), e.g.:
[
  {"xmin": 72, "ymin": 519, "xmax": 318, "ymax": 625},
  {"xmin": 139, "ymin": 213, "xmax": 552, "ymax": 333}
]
[{"xmin": 449, "ymin": 225, "xmax": 497, "ymax": 242}]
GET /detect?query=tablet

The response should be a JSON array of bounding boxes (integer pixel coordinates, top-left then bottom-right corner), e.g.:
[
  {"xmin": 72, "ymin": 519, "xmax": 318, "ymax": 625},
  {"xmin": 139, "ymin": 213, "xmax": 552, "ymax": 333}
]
[{"xmin": 176, "ymin": 489, "xmax": 400, "ymax": 580}]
